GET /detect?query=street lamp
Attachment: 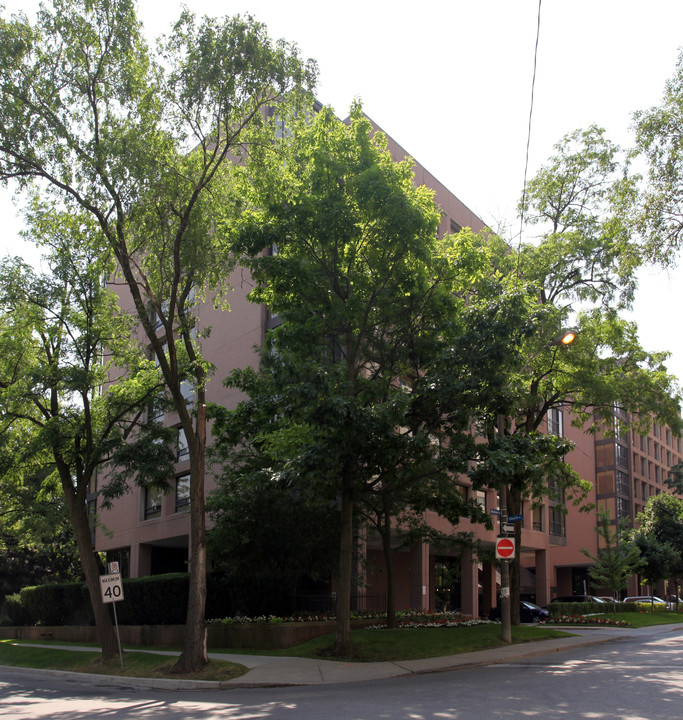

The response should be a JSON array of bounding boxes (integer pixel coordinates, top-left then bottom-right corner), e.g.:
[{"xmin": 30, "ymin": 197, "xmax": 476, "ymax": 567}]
[{"xmin": 555, "ymin": 328, "xmax": 577, "ymax": 346}]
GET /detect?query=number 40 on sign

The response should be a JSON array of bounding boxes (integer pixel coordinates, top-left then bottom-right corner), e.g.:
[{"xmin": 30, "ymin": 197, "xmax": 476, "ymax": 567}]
[{"xmin": 100, "ymin": 573, "xmax": 124, "ymax": 604}]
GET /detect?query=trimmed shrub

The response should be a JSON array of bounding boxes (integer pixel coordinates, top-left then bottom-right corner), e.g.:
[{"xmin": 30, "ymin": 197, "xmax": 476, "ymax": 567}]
[
  {"xmin": 5, "ymin": 593, "xmax": 28, "ymax": 626},
  {"xmin": 547, "ymin": 601, "xmax": 608, "ymax": 616},
  {"xmin": 20, "ymin": 582, "xmax": 92, "ymax": 625},
  {"xmin": 115, "ymin": 573, "xmax": 189, "ymax": 625}
]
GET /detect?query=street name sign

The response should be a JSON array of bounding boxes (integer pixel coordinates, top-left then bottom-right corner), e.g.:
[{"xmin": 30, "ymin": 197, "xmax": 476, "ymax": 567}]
[{"xmin": 495, "ymin": 537, "xmax": 515, "ymax": 560}]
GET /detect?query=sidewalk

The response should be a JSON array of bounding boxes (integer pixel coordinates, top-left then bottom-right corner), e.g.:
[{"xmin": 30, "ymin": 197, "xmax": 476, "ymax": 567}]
[{"xmin": 4, "ymin": 627, "xmax": 627, "ymax": 690}]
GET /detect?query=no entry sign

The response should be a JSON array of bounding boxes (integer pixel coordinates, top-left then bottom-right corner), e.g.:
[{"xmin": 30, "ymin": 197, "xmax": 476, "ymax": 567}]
[{"xmin": 496, "ymin": 537, "xmax": 515, "ymax": 560}]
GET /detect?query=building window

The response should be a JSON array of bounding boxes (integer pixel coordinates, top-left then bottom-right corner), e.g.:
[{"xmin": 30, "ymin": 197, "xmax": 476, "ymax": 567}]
[
  {"xmin": 180, "ymin": 380, "xmax": 194, "ymax": 407},
  {"xmin": 616, "ymin": 444, "xmax": 629, "ymax": 469},
  {"xmin": 616, "ymin": 497, "xmax": 630, "ymax": 521},
  {"xmin": 654, "ymin": 443, "xmax": 660, "ymax": 460},
  {"xmin": 532, "ymin": 505, "xmax": 544, "ymax": 531},
  {"xmin": 147, "ymin": 394, "xmax": 165, "ymax": 423},
  {"xmin": 642, "ymin": 481, "xmax": 648, "ymax": 501},
  {"xmin": 547, "ymin": 407, "xmax": 563, "ymax": 436},
  {"xmin": 549, "ymin": 506, "xmax": 565, "ymax": 537},
  {"xmin": 175, "ymin": 473, "xmax": 190, "ymax": 513},
  {"xmin": 640, "ymin": 435, "xmax": 645, "ymax": 451},
  {"xmin": 177, "ymin": 427, "xmax": 189, "ymax": 461},
  {"xmin": 655, "ymin": 465, "xmax": 661, "ymax": 484},
  {"xmin": 450, "ymin": 219, "xmax": 462, "ymax": 234},
  {"xmin": 616, "ymin": 470, "xmax": 630, "ymax": 496},
  {"xmin": 144, "ymin": 486, "xmax": 163, "ymax": 519},
  {"xmin": 641, "ymin": 457, "xmax": 647, "ymax": 476}
]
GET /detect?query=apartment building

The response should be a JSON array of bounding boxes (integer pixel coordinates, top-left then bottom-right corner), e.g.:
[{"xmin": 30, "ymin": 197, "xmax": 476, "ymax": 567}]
[
  {"xmin": 94, "ymin": 117, "xmax": 680, "ymax": 617},
  {"xmin": 549, "ymin": 410, "xmax": 682, "ymax": 599}
]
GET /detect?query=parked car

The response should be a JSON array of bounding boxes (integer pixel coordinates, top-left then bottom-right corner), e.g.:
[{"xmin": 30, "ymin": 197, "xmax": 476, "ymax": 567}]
[
  {"xmin": 550, "ymin": 595, "xmax": 607, "ymax": 604},
  {"xmin": 623, "ymin": 595, "xmax": 669, "ymax": 608},
  {"xmin": 597, "ymin": 596, "xmax": 620, "ymax": 603},
  {"xmin": 489, "ymin": 600, "xmax": 550, "ymax": 623}
]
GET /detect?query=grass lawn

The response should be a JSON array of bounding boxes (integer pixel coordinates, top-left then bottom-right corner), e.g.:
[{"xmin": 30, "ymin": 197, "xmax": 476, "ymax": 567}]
[
  {"xmin": 0, "ymin": 640, "xmax": 246, "ymax": 682},
  {"xmin": 582, "ymin": 611, "xmax": 683, "ymax": 629},
  {"xmin": 2, "ymin": 610, "xmax": 681, "ymax": 678},
  {"xmin": 263, "ymin": 624, "xmax": 572, "ymax": 662}
]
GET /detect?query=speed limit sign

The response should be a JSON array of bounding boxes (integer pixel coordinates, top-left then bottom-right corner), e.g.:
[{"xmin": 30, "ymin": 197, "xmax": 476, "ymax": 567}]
[{"xmin": 100, "ymin": 573, "xmax": 124, "ymax": 604}]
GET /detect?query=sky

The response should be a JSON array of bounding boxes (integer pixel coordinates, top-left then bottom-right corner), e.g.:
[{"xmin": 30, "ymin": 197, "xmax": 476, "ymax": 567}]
[{"xmin": 1, "ymin": 0, "xmax": 683, "ymax": 382}]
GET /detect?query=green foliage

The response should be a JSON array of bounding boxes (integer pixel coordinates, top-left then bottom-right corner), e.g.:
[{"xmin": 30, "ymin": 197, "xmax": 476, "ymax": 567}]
[
  {"xmin": 665, "ymin": 461, "xmax": 683, "ymax": 494},
  {"xmin": 207, "ymin": 469, "xmax": 340, "ymax": 617},
  {"xmin": 582, "ymin": 510, "xmax": 643, "ymax": 599},
  {"xmin": 214, "ymin": 104, "xmax": 525, "ymax": 645},
  {"xmin": 4, "ymin": 593, "xmax": 27, "ymax": 625},
  {"xmin": 20, "ymin": 582, "xmax": 93, "ymax": 626},
  {"xmin": 0, "ymin": 0, "xmax": 317, "ymax": 667},
  {"xmin": 632, "ymin": 51, "xmax": 683, "ymax": 265},
  {"xmin": 633, "ymin": 493, "xmax": 683, "ymax": 587},
  {"xmin": 547, "ymin": 601, "xmax": 613, "ymax": 616},
  {"xmin": 114, "ymin": 574, "xmax": 190, "ymax": 625}
]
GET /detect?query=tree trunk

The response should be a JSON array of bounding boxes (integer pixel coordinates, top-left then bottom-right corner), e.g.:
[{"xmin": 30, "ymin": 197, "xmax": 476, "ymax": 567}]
[
  {"xmin": 381, "ymin": 494, "xmax": 396, "ymax": 628},
  {"xmin": 63, "ymin": 486, "xmax": 119, "ymax": 660},
  {"xmin": 172, "ymin": 402, "xmax": 209, "ymax": 673},
  {"xmin": 334, "ymin": 479, "xmax": 355, "ymax": 657}
]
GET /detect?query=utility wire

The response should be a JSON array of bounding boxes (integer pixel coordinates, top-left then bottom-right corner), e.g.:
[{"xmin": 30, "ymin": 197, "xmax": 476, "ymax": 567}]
[{"xmin": 518, "ymin": 0, "xmax": 543, "ymax": 250}]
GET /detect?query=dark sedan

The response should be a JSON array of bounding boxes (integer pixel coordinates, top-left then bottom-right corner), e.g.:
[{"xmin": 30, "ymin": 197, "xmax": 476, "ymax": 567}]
[{"xmin": 489, "ymin": 600, "xmax": 550, "ymax": 623}]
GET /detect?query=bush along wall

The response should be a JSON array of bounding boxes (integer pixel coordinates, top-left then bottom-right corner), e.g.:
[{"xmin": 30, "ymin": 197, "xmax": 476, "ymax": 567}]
[
  {"xmin": 10, "ymin": 572, "xmax": 260, "ymax": 626},
  {"xmin": 16, "ymin": 573, "xmax": 189, "ymax": 626}
]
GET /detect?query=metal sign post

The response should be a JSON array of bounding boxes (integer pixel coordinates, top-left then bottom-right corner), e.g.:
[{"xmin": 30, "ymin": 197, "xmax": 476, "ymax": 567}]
[{"xmin": 100, "ymin": 571, "xmax": 125, "ymax": 671}]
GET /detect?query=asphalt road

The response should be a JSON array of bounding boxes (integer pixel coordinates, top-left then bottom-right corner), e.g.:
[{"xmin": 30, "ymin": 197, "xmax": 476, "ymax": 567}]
[{"xmin": 1, "ymin": 624, "xmax": 681, "ymax": 719}]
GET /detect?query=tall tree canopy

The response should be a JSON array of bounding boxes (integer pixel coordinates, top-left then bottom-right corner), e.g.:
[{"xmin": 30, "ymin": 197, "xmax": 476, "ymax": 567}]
[
  {"xmin": 632, "ymin": 51, "xmax": 683, "ymax": 265},
  {"xmin": 214, "ymin": 104, "xmax": 529, "ymax": 652},
  {"xmin": 0, "ymin": 0, "xmax": 316, "ymax": 670},
  {"xmin": 0, "ymin": 222, "xmax": 172, "ymax": 659},
  {"xmin": 471, "ymin": 126, "xmax": 682, "ymax": 623}
]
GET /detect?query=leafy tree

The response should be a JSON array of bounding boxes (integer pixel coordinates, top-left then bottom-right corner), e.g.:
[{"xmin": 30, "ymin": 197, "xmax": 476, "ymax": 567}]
[
  {"xmin": 206, "ymin": 449, "xmax": 341, "ymax": 617},
  {"xmin": 631, "ymin": 532, "xmax": 680, "ymax": 610},
  {"xmin": 581, "ymin": 510, "xmax": 643, "ymax": 609},
  {"xmin": 471, "ymin": 126, "xmax": 682, "ymax": 624},
  {"xmin": 665, "ymin": 460, "xmax": 683, "ymax": 495},
  {"xmin": 632, "ymin": 51, "xmax": 683, "ymax": 265},
  {"xmin": 220, "ymin": 104, "xmax": 519, "ymax": 654},
  {"xmin": 635, "ymin": 493, "xmax": 683, "ymax": 604},
  {"xmin": 0, "ymin": 228, "xmax": 172, "ymax": 659},
  {"xmin": 0, "ymin": 0, "xmax": 315, "ymax": 671},
  {"xmin": 0, "ymin": 454, "xmax": 82, "ymax": 599}
]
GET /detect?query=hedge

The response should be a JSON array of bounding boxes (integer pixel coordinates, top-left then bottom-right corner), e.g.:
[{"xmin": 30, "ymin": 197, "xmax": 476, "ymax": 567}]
[
  {"xmin": 549, "ymin": 600, "xmax": 669, "ymax": 615},
  {"xmin": 11, "ymin": 572, "xmax": 240, "ymax": 626},
  {"xmin": 547, "ymin": 601, "xmax": 611, "ymax": 616}
]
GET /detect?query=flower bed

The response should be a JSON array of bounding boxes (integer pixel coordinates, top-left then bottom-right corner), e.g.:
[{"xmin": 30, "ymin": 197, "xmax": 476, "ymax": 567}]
[
  {"xmin": 208, "ymin": 609, "xmax": 494, "ymax": 631},
  {"xmin": 546, "ymin": 614, "xmax": 630, "ymax": 627}
]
